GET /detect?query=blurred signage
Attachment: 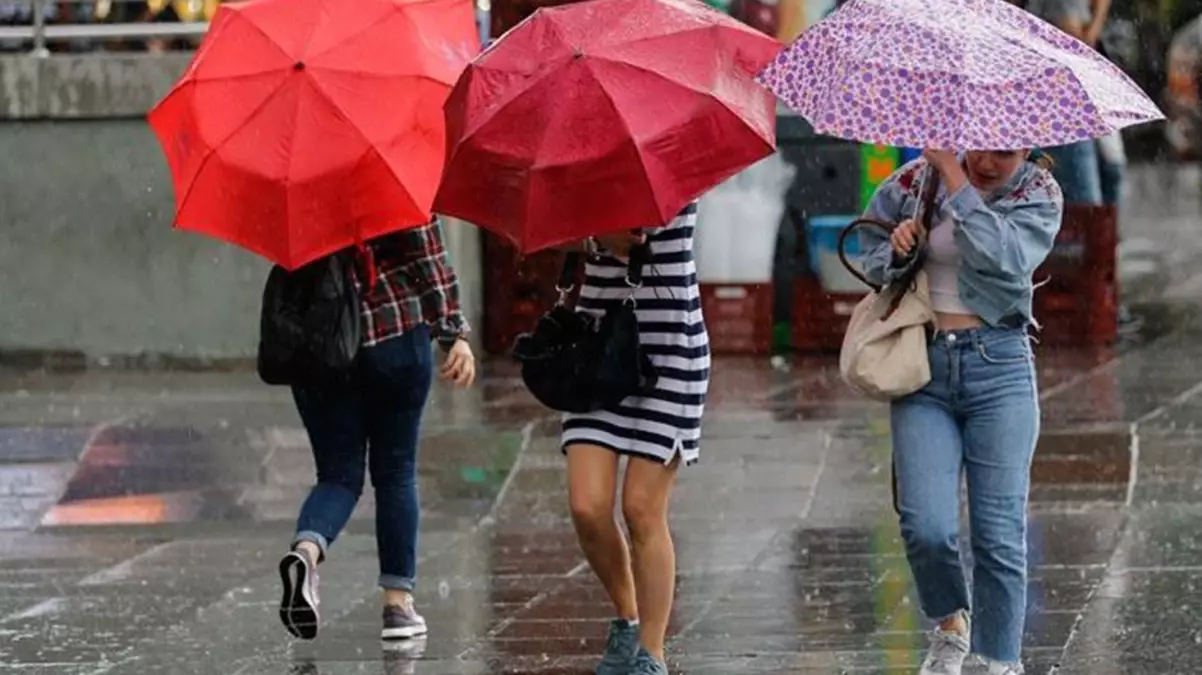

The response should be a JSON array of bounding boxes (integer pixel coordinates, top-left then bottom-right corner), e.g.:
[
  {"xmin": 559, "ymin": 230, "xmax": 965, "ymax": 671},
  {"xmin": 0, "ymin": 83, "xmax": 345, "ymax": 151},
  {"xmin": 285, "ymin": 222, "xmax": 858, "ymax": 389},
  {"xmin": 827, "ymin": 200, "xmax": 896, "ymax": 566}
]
[{"xmin": 859, "ymin": 144, "xmax": 899, "ymax": 210}]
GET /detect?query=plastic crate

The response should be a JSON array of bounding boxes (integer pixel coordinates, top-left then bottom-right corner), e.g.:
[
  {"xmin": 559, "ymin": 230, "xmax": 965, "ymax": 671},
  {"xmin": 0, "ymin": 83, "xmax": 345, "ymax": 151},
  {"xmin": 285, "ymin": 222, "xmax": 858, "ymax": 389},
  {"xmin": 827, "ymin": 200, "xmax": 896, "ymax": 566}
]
[
  {"xmin": 1031, "ymin": 203, "xmax": 1119, "ymax": 346},
  {"xmin": 806, "ymin": 214, "xmax": 866, "ymax": 294},
  {"xmin": 791, "ymin": 275, "xmax": 864, "ymax": 353},
  {"xmin": 481, "ymin": 233, "xmax": 576, "ymax": 356},
  {"xmin": 1041, "ymin": 204, "xmax": 1118, "ymax": 275},
  {"xmin": 700, "ymin": 283, "xmax": 773, "ymax": 355}
]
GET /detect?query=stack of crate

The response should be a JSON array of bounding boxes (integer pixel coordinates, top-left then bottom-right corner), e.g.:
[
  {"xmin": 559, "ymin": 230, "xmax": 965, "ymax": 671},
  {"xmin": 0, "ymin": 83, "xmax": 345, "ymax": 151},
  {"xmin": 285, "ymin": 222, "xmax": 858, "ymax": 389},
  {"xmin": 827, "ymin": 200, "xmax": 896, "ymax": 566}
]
[
  {"xmin": 700, "ymin": 284, "xmax": 775, "ymax": 355},
  {"xmin": 790, "ymin": 275, "xmax": 863, "ymax": 352},
  {"xmin": 789, "ymin": 203, "xmax": 1120, "ymax": 352},
  {"xmin": 1032, "ymin": 204, "xmax": 1118, "ymax": 346},
  {"xmin": 481, "ymin": 233, "xmax": 578, "ymax": 356}
]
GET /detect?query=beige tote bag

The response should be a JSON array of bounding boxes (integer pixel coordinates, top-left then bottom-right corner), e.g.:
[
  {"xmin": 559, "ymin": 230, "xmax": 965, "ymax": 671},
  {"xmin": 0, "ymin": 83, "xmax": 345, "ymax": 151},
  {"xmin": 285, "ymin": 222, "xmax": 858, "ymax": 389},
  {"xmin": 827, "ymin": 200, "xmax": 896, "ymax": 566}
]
[
  {"xmin": 835, "ymin": 165, "xmax": 943, "ymax": 401},
  {"xmin": 833, "ymin": 190, "xmax": 938, "ymax": 401},
  {"xmin": 839, "ymin": 270, "xmax": 935, "ymax": 401}
]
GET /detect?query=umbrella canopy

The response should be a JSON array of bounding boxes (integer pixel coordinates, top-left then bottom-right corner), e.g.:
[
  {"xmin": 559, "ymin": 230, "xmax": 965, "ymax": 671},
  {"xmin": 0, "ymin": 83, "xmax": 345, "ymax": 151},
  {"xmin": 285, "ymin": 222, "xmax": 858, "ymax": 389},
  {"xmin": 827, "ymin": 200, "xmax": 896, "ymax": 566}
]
[
  {"xmin": 149, "ymin": 0, "xmax": 479, "ymax": 270},
  {"xmin": 756, "ymin": 0, "xmax": 1163, "ymax": 150},
  {"xmin": 434, "ymin": 0, "xmax": 780, "ymax": 253}
]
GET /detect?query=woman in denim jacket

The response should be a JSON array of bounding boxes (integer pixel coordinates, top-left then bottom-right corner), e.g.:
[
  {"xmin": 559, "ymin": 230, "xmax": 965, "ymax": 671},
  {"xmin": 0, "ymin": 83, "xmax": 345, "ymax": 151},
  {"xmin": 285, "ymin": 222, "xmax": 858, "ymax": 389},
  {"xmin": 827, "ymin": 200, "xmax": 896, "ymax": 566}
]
[{"xmin": 858, "ymin": 150, "xmax": 1063, "ymax": 675}]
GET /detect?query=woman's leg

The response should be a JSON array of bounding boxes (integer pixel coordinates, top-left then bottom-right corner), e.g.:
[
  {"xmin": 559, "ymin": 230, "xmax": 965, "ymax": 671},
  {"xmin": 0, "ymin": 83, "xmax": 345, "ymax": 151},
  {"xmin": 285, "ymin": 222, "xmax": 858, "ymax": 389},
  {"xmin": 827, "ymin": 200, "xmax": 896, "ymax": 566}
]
[
  {"xmin": 621, "ymin": 455, "xmax": 680, "ymax": 661},
  {"xmin": 363, "ymin": 329, "xmax": 434, "ymax": 607},
  {"xmin": 281, "ymin": 379, "xmax": 368, "ymax": 638},
  {"xmin": 893, "ymin": 373, "xmax": 974, "ymax": 675},
  {"xmin": 892, "ymin": 387, "xmax": 971, "ymax": 627},
  {"xmin": 566, "ymin": 444, "xmax": 638, "ymax": 621},
  {"xmin": 291, "ymin": 380, "xmax": 369, "ymax": 557},
  {"xmin": 1042, "ymin": 140, "xmax": 1103, "ymax": 205},
  {"xmin": 961, "ymin": 338, "xmax": 1040, "ymax": 667}
]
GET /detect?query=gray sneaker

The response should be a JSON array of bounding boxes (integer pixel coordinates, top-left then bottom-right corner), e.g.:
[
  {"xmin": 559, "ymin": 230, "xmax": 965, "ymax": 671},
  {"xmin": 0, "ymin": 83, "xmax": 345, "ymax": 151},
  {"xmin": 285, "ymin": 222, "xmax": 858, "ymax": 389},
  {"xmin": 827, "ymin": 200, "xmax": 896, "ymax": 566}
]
[
  {"xmin": 381, "ymin": 597, "xmax": 428, "ymax": 641},
  {"xmin": 278, "ymin": 548, "xmax": 320, "ymax": 640},
  {"xmin": 596, "ymin": 619, "xmax": 640, "ymax": 675},
  {"xmin": 629, "ymin": 647, "xmax": 668, "ymax": 675},
  {"xmin": 919, "ymin": 620, "xmax": 971, "ymax": 675}
]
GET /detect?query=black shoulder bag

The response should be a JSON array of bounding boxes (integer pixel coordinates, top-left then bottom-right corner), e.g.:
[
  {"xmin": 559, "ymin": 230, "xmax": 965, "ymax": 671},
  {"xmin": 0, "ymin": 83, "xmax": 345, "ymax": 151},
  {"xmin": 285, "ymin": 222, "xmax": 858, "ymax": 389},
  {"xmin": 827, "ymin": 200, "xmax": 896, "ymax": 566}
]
[
  {"xmin": 512, "ymin": 246, "xmax": 659, "ymax": 413},
  {"xmin": 257, "ymin": 250, "xmax": 362, "ymax": 386}
]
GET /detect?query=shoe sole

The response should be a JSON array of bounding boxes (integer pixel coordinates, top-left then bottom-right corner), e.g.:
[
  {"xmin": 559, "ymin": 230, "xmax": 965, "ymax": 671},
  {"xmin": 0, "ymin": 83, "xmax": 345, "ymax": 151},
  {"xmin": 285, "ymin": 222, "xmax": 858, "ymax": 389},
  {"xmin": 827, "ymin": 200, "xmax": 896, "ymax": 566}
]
[
  {"xmin": 278, "ymin": 552, "xmax": 319, "ymax": 640},
  {"xmin": 381, "ymin": 623, "xmax": 428, "ymax": 641}
]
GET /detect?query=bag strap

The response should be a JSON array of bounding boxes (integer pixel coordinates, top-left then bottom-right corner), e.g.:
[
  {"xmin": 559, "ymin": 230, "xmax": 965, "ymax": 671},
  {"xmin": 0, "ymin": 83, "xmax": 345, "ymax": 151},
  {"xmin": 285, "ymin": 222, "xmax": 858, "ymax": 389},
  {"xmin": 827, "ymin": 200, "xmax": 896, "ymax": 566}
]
[
  {"xmin": 836, "ymin": 164, "xmax": 943, "ymax": 295},
  {"xmin": 556, "ymin": 252, "xmax": 581, "ymax": 305},
  {"xmin": 625, "ymin": 243, "xmax": 649, "ymax": 288},
  {"xmin": 555, "ymin": 240, "xmax": 651, "ymax": 305},
  {"xmin": 837, "ymin": 218, "xmax": 894, "ymax": 294}
]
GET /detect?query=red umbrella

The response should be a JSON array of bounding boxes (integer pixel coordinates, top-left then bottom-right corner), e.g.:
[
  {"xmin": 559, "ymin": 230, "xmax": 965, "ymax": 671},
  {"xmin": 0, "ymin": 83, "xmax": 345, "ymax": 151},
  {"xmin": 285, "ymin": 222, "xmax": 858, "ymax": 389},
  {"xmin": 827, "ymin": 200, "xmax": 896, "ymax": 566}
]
[
  {"xmin": 433, "ymin": 0, "xmax": 780, "ymax": 253},
  {"xmin": 149, "ymin": 0, "xmax": 479, "ymax": 270}
]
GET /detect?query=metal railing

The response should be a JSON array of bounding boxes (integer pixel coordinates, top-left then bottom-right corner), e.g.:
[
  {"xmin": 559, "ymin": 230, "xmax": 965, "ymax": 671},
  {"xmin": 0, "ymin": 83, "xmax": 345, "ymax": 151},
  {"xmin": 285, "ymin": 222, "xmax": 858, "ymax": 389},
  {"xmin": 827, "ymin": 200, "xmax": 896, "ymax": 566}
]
[{"xmin": 0, "ymin": 0, "xmax": 209, "ymax": 54}]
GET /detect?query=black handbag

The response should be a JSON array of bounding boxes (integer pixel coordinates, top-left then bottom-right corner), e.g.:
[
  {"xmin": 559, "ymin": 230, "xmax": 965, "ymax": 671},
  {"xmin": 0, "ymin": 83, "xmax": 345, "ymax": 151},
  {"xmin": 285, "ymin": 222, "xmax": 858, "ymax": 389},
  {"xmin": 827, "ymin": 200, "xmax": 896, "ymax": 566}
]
[
  {"xmin": 257, "ymin": 250, "xmax": 362, "ymax": 386},
  {"xmin": 512, "ymin": 245, "xmax": 659, "ymax": 413}
]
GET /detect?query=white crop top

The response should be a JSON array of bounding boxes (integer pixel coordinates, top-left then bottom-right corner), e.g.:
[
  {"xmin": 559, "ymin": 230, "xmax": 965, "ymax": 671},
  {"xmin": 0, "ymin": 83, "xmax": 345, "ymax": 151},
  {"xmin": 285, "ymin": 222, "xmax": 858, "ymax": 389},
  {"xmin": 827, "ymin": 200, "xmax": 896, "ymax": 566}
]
[{"xmin": 925, "ymin": 216, "xmax": 975, "ymax": 315}]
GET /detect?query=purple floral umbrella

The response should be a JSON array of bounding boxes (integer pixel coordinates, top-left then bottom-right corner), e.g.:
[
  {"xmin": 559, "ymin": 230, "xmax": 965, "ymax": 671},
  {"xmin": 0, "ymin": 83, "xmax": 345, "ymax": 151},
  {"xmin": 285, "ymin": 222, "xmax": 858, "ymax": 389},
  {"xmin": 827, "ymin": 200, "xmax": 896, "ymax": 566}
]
[{"xmin": 756, "ymin": 0, "xmax": 1163, "ymax": 150}]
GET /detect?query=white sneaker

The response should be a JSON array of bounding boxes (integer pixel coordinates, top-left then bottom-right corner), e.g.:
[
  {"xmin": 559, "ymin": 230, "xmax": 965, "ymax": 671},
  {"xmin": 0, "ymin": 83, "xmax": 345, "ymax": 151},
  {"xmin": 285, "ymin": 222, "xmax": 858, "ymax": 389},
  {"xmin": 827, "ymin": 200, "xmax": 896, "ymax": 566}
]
[
  {"xmin": 919, "ymin": 614, "xmax": 971, "ymax": 675},
  {"xmin": 978, "ymin": 657, "xmax": 1024, "ymax": 675}
]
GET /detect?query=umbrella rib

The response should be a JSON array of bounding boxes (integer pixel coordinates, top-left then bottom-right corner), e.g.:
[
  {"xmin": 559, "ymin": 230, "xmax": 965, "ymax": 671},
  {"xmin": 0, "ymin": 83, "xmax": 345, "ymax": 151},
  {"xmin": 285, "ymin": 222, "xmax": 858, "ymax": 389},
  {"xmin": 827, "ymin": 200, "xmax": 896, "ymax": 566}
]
[
  {"xmin": 456, "ymin": 57, "xmax": 575, "ymax": 146},
  {"xmin": 299, "ymin": 74, "xmax": 423, "ymax": 230},
  {"xmin": 584, "ymin": 59, "xmax": 665, "ymax": 224},
  {"xmin": 301, "ymin": 1, "xmax": 394, "ymax": 64},
  {"xmin": 172, "ymin": 75, "xmax": 295, "ymax": 242},
  {"xmin": 223, "ymin": 7, "xmax": 303, "ymax": 69},
  {"xmin": 589, "ymin": 55, "xmax": 709, "ymax": 97}
]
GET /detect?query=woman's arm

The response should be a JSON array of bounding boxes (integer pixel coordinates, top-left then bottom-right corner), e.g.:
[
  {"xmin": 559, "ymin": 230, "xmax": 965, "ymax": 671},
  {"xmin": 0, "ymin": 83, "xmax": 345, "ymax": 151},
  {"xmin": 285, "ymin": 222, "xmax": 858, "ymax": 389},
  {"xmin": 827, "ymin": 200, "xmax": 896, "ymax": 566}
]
[
  {"xmin": 857, "ymin": 163, "xmax": 922, "ymax": 287},
  {"xmin": 942, "ymin": 175, "xmax": 1064, "ymax": 280},
  {"xmin": 1085, "ymin": 0, "xmax": 1113, "ymax": 46},
  {"xmin": 408, "ymin": 219, "xmax": 469, "ymax": 349}
]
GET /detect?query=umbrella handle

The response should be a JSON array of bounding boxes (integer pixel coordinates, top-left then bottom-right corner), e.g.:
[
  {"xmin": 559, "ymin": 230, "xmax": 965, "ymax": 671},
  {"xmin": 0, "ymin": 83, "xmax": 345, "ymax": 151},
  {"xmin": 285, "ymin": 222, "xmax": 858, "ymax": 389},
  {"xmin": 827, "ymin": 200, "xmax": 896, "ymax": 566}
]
[
  {"xmin": 837, "ymin": 217, "xmax": 895, "ymax": 294},
  {"xmin": 917, "ymin": 164, "xmax": 942, "ymax": 233}
]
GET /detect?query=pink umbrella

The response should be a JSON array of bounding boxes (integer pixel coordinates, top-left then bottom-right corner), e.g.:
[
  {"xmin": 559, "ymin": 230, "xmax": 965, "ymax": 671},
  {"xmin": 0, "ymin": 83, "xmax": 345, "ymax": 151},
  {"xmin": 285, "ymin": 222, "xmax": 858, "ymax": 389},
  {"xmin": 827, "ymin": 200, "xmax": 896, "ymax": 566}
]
[{"xmin": 757, "ymin": 0, "xmax": 1163, "ymax": 150}]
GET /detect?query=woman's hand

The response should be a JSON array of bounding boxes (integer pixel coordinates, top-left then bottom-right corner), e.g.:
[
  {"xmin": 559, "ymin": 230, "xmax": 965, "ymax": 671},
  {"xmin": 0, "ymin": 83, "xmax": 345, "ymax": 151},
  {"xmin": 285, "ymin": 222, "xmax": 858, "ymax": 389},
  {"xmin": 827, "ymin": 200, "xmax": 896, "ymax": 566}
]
[
  {"xmin": 440, "ymin": 339, "xmax": 476, "ymax": 388},
  {"xmin": 922, "ymin": 149, "xmax": 960, "ymax": 176},
  {"xmin": 890, "ymin": 219, "xmax": 922, "ymax": 257},
  {"xmin": 594, "ymin": 230, "xmax": 647, "ymax": 259},
  {"xmin": 922, "ymin": 149, "xmax": 969, "ymax": 193}
]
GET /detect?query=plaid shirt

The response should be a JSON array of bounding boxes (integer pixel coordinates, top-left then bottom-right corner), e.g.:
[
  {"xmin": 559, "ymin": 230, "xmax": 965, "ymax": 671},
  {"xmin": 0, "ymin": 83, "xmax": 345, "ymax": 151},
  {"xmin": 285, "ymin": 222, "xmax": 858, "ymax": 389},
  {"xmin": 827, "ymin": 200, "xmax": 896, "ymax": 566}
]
[{"xmin": 355, "ymin": 217, "xmax": 469, "ymax": 348}]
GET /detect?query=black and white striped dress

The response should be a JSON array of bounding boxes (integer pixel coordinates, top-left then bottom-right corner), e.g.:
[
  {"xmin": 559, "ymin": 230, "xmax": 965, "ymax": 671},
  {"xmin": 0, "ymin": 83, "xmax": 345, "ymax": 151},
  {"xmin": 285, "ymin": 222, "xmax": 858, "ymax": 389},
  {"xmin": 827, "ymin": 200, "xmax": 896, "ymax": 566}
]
[{"xmin": 561, "ymin": 204, "xmax": 710, "ymax": 466}]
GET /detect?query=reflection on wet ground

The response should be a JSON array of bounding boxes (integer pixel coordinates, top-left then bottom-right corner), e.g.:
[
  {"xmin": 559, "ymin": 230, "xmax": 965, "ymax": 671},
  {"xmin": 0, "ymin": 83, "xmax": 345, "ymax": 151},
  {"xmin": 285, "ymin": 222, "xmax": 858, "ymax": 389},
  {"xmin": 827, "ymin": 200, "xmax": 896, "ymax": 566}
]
[
  {"xmin": 3, "ymin": 319, "xmax": 1202, "ymax": 674},
  {"xmin": 1, "ymin": 167, "xmax": 1200, "ymax": 674}
]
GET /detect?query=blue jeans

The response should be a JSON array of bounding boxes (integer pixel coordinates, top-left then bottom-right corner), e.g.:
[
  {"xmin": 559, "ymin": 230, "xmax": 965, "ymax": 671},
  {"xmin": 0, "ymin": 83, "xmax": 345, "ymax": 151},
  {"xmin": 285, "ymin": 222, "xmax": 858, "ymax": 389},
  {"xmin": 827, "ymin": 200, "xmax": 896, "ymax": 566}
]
[
  {"xmin": 1042, "ymin": 140, "xmax": 1102, "ymax": 205},
  {"xmin": 1096, "ymin": 133, "xmax": 1126, "ymax": 207},
  {"xmin": 890, "ymin": 326, "xmax": 1040, "ymax": 666},
  {"xmin": 291, "ymin": 325, "xmax": 433, "ymax": 591}
]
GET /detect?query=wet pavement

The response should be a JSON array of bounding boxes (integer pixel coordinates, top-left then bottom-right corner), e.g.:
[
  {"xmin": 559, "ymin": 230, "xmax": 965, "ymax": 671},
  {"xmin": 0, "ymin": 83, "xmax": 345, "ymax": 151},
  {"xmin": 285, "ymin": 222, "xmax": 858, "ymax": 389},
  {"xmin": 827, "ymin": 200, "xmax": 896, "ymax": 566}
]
[{"xmin": 1, "ymin": 166, "xmax": 1201, "ymax": 674}]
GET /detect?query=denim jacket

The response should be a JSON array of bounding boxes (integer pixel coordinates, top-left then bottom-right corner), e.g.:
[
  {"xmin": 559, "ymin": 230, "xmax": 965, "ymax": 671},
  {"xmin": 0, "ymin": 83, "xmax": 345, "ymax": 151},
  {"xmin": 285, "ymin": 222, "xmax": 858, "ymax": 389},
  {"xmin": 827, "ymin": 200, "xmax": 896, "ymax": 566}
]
[{"xmin": 857, "ymin": 158, "xmax": 1064, "ymax": 328}]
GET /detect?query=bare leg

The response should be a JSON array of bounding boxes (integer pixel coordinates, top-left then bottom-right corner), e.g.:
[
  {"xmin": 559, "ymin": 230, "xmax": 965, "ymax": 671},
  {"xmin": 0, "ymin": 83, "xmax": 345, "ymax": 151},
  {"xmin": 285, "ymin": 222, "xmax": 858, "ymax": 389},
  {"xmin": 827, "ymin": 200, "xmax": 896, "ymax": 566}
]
[
  {"xmin": 566, "ymin": 444, "xmax": 638, "ymax": 620},
  {"xmin": 622, "ymin": 455, "xmax": 680, "ymax": 661}
]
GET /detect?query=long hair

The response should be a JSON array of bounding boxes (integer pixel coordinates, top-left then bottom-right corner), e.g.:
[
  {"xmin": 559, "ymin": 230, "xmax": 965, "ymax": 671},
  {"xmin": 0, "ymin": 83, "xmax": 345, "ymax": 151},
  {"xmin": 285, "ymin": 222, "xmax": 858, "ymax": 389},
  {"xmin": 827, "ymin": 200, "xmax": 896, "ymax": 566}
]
[{"xmin": 1029, "ymin": 148, "xmax": 1056, "ymax": 171}]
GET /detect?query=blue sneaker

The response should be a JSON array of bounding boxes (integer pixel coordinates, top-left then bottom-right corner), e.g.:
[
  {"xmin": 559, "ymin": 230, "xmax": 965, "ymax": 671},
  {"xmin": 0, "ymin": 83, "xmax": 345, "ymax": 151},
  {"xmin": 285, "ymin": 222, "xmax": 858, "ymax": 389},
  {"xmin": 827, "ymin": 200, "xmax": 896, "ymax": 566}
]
[
  {"xmin": 630, "ymin": 647, "xmax": 668, "ymax": 675},
  {"xmin": 596, "ymin": 619, "xmax": 639, "ymax": 675}
]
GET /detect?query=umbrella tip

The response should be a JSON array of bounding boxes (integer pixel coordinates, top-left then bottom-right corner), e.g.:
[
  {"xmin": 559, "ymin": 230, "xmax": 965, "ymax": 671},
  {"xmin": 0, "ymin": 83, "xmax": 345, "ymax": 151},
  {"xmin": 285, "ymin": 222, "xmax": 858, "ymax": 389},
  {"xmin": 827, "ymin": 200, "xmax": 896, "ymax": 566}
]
[
  {"xmin": 572, "ymin": 47, "xmax": 583, "ymax": 59},
  {"xmin": 293, "ymin": 62, "xmax": 306, "ymax": 71}
]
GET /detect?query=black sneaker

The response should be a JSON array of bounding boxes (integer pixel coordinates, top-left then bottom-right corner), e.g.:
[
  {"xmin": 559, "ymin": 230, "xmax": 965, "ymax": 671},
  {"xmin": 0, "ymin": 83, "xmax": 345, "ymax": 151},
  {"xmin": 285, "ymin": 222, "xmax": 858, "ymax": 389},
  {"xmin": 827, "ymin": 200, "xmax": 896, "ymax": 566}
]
[
  {"xmin": 382, "ymin": 598, "xmax": 428, "ymax": 640},
  {"xmin": 278, "ymin": 548, "xmax": 320, "ymax": 640}
]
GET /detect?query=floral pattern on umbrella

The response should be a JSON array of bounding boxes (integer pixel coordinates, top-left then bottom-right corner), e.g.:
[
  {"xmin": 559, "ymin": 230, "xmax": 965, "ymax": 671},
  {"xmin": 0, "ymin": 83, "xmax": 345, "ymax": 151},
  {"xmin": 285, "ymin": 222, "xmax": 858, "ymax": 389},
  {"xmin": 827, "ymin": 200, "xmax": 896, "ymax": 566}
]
[{"xmin": 757, "ymin": 0, "xmax": 1163, "ymax": 150}]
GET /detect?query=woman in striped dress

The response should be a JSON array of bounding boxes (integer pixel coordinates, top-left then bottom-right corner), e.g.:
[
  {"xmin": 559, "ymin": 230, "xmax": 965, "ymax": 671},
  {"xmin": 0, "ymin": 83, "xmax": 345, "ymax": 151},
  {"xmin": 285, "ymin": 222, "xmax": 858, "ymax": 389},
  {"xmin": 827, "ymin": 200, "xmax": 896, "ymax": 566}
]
[{"xmin": 561, "ymin": 202, "xmax": 710, "ymax": 675}]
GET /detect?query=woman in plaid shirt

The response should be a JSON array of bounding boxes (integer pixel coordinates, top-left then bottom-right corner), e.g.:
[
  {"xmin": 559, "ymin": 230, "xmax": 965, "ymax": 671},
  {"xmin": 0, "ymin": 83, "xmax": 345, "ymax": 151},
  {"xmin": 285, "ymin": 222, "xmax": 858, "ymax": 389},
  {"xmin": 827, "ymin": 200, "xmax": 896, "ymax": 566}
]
[{"xmin": 277, "ymin": 218, "xmax": 476, "ymax": 642}]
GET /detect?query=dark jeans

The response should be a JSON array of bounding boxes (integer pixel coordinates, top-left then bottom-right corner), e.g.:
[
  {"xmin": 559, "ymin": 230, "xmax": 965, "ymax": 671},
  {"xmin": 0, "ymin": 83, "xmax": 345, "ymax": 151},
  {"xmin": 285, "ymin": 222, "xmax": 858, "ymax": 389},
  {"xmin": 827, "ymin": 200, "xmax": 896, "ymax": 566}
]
[{"xmin": 291, "ymin": 325, "xmax": 433, "ymax": 591}]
